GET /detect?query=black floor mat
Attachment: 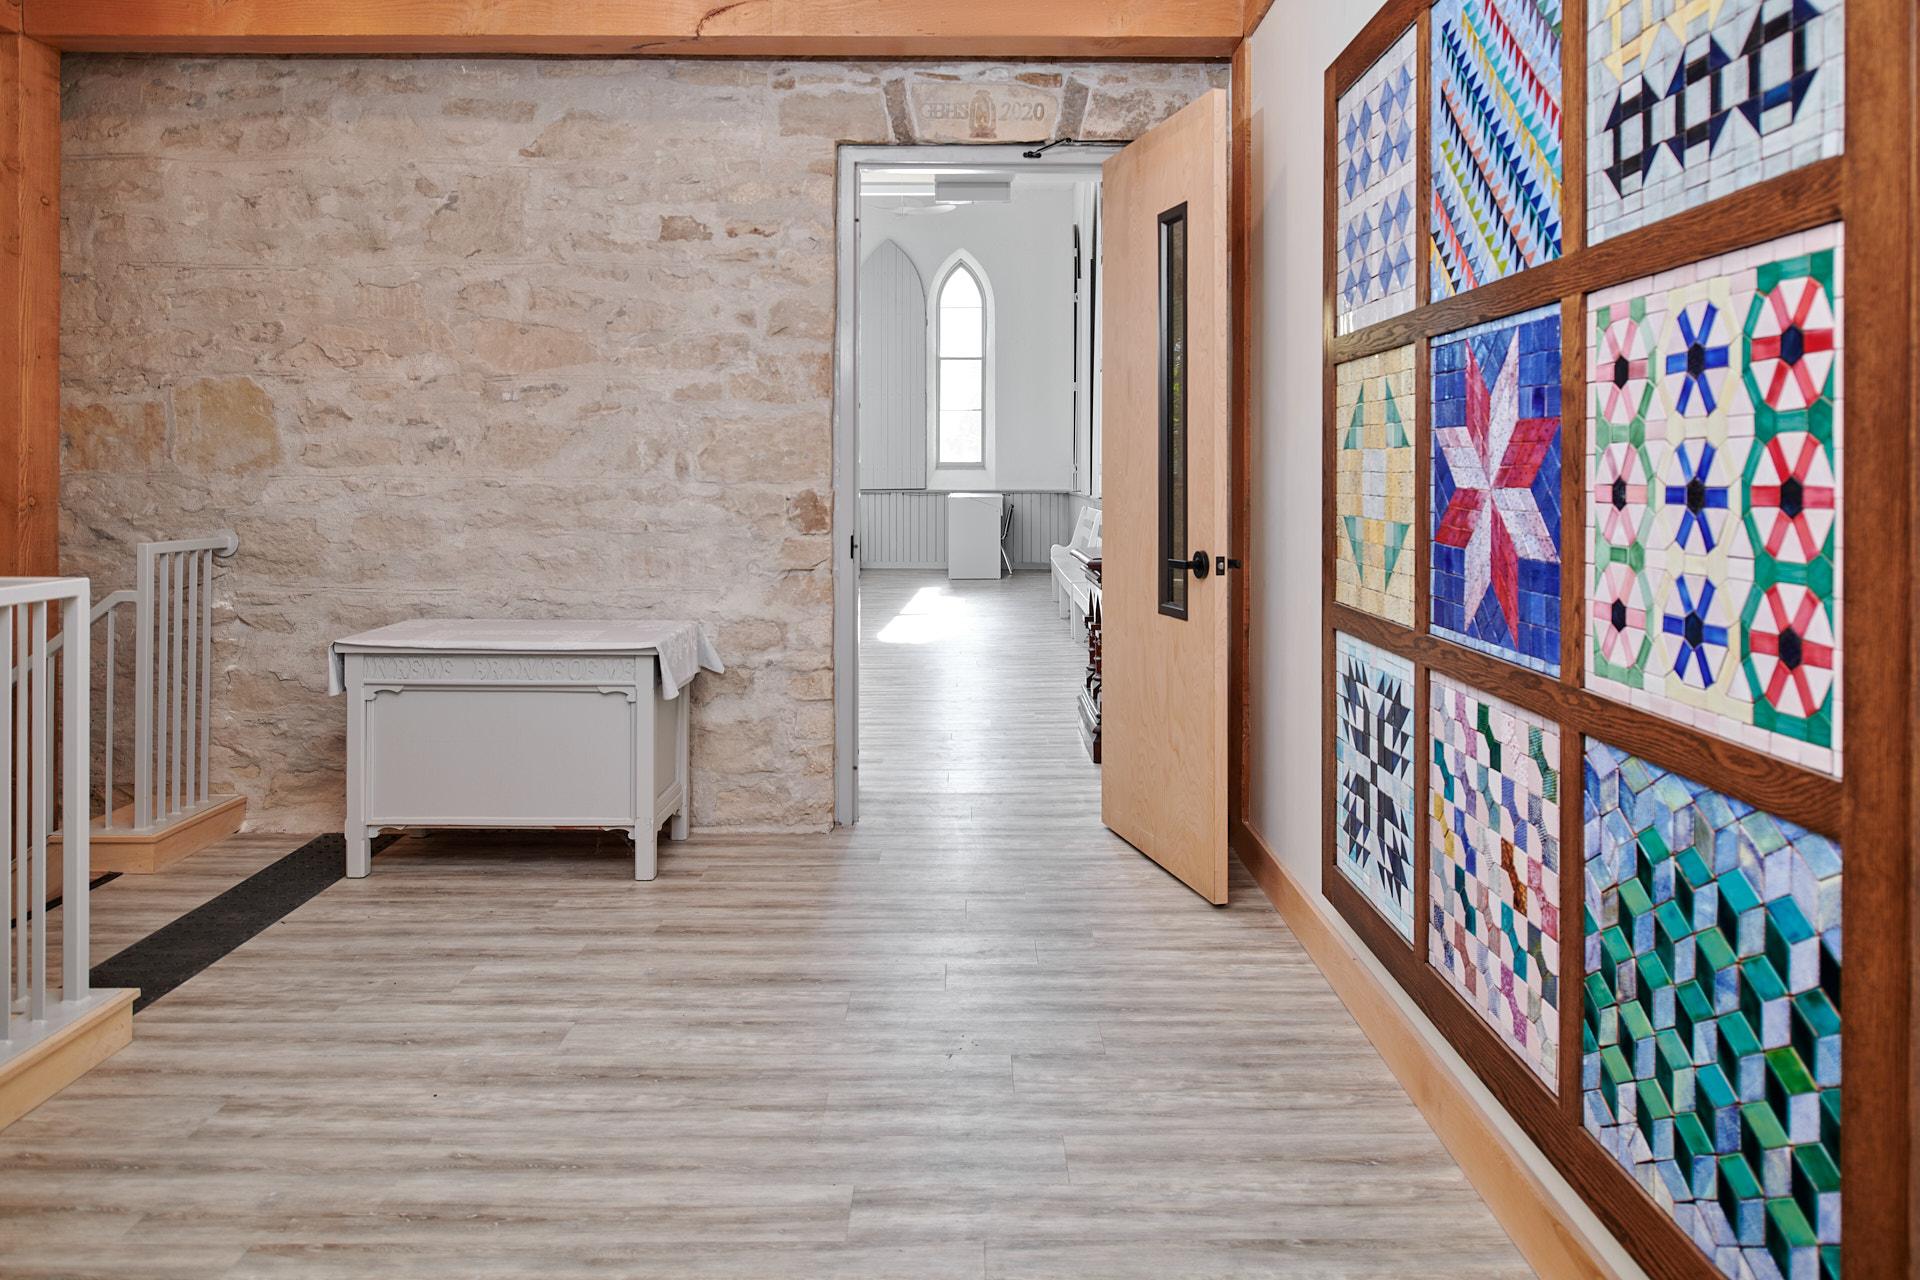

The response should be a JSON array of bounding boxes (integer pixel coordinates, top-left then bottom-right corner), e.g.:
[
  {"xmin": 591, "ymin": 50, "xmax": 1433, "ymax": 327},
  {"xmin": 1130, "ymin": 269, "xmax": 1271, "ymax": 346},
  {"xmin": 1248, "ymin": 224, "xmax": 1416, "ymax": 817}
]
[{"xmin": 92, "ymin": 833, "xmax": 389, "ymax": 1013}]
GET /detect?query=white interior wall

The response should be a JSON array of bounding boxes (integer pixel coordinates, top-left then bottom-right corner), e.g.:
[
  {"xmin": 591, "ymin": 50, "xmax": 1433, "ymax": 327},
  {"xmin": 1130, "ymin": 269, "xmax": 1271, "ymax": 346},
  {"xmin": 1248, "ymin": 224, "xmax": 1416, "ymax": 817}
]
[
  {"xmin": 1243, "ymin": 12, "xmax": 1645, "ymax": 1275},
  {"xmin": 1245, "ymin": 0, "xmax": 1373, "ymax": 883},
  {"xmin": 860, "ymin": 179, "xmax": 1085, "ymax": 493}
]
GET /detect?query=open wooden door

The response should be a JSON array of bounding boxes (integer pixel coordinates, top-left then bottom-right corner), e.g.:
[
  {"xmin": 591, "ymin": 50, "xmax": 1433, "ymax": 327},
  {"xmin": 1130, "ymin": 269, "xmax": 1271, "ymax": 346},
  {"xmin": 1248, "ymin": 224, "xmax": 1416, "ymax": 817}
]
[{"xmin": 1100, "ymin": 89, "xmax": 1232, "ymax": 904}]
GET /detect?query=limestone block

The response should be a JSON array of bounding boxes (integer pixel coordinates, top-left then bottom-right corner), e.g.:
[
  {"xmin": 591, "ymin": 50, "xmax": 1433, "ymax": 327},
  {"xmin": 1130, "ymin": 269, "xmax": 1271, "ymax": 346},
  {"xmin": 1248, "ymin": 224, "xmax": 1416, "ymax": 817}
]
[
  {"xmin": 767, "ymin": 298, "xmax": 831, "ymax": 342},
  {"xmin": 171, "ymin": 377, "xmax": 282, "ymax": 475},
  {"xmin": 63, "ymin": 402, "xmax": 166, "ymax": 473},
  {"xmin": 787, "ymin": 670, "xmax": 832, "ymax": 702},
  {"xmin": 787, "ymin": 490, "xmax": 829, "ymax": 534},
  {"xmin": 443, "ymin": 98, "xmax": 538, "ymax": 123},
  {"xmin": 426, "ymin": 171, "xmax": 527, "ymax": 257},
  {"xmin": 692, "ymin": 412, "xmax": 827, "ymax": 485},
  {"xmin": 467, "ymin": 320, "xmax": 599, "ymax": 374},
  {"xmin": 777, "ymin": 90, "xmax": 890, "ymax": 142}
]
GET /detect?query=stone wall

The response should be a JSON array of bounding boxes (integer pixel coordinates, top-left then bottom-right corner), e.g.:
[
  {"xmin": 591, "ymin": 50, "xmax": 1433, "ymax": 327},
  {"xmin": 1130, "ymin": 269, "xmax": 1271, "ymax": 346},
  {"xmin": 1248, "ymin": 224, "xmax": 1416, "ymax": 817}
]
[{"xmin": 59, "ymin": 56, "xmax": 1225, "ymax": 833}]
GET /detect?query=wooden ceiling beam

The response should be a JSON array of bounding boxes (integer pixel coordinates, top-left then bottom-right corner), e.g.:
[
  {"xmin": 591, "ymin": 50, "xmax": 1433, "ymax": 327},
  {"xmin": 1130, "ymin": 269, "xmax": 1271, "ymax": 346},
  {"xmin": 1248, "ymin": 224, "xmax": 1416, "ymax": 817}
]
[{"xmin": 23, "ymin": 0, "xmax": 1244, "ymax": 57}]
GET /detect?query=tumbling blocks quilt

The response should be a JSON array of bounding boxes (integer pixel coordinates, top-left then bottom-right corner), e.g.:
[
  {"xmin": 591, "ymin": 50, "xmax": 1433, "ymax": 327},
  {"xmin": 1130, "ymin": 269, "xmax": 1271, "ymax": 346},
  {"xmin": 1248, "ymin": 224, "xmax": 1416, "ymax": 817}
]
[
  {"xmin": 1432, "ymin": 304, "xmax": 1564, "ymax": 675},
  {"xmin": 1335, "ymin": 346, "xmax": 1418, "ymax": 626},
  {"xmin": 1586, "ymin": 225, "xmax": 1843, "ymax": 776},
  {"xmin": 1337, "ymin": 27, "xmax": 1419, "ymax": 334},
  {"xmin": 1431, "ymin": 0, "xmax": 1564, "ymax": 298},
  {"xmin": 1583, "ymin": 741, "xmax": 1841, "ymax": 1279},
  {"xmin": 1335, "ymin": 634, "xmax": 1418, "ymax": 940},
  {"xmin": 1587, "ymin": 0, "xmax": 1847, "ymax": 246},
  {"xmin": 1429, "ymin": 673, "xmax": 1561, "ymax": 1089}
]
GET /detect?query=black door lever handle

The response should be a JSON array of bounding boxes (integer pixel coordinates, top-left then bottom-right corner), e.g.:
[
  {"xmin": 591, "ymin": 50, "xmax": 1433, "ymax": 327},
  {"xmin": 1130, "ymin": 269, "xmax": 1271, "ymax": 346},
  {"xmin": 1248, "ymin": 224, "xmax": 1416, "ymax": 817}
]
[{"xmin": 1166, "ymin": 550, "xmax": 1210, "ymax": 580}]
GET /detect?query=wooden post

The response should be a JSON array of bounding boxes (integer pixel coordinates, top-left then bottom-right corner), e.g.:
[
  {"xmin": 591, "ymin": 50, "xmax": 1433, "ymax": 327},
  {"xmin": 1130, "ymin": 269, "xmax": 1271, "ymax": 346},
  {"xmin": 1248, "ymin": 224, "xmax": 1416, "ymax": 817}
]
[{"xmin": 0, "ymin": 33, "xmax": 59, "ymax": 577}]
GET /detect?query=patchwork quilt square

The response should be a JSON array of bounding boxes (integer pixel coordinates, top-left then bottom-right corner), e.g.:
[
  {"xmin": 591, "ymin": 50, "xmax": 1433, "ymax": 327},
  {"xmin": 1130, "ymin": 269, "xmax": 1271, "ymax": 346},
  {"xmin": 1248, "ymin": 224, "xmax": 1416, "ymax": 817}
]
[
  {"xmin": 1337, "ymin": 27, "xmax": 1419, "ymax": 335},
  {"xmin": 1429, "ymin": 673, "xmax": 1562, "ymax": 1089},
  {"xmin": 1588, "ymin": 0, "xmax": 1847, "ymax": 245},
  {"xmin": 1432, "ymin": 304, "xmax": 1564, "ymax": 675},
  {"xmin": 1335, "ymin": 346, "xmax": 1417, "ymax": 626},
  {"xmin": 1586, "ymin": 224, "xmax": 1843, "ymax": 775},
  {"xmin": 1335, "ymin": 633, "xmax": 1418, "ymax": 940},
  {"xmin": 1431, "ymin": 0, "xmax": 1564, "ymax": 298},
  {"xmin": 1583, "ymin": 741, "xmax": 1841, "ymax": 1278}
]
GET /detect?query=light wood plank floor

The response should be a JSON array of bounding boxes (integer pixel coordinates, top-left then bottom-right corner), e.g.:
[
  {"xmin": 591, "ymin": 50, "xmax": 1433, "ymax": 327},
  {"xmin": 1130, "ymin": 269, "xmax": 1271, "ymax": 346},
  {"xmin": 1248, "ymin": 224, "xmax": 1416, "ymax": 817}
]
[{"xmin": 0, "ymin": 570, "xmax": 1533, "ymax": 1278}]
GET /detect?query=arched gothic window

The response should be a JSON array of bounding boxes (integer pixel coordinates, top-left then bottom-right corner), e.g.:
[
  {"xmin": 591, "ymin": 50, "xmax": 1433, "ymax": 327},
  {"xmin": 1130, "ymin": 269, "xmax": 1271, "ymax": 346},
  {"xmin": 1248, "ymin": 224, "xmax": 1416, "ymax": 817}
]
[{"xmin": 935, "ymin": 262, "xmax": 987, "ymax": 468}]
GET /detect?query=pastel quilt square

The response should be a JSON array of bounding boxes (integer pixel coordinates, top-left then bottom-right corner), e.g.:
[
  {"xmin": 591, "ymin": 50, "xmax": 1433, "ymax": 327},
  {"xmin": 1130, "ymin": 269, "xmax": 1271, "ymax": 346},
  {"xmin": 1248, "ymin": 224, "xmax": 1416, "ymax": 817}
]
[
  {"xmin": 1586, "ymin": 224, "xmax": 1843, "ymax": 776},
  {"xmin": 1582, "ymin": 740, "xmax": 1841, "ymax": 1276},
  {"xmin": 1335, "ymin": 634, "xmax": 1418, "ymax": 939},
  {"xmin": 1337, "ymin": 27, "xmax": 1419, "ymax": 335},
  {"xmin": 1588, "ymin": 0, "xmax": 1847, "ymax": 246},
  {"xmin": 1431, "ymin": 0, "xmax": 1564, "ymax": 299},
  {"xmin": 1428, "ymin": 673, "xmax": 1562, "ymax": 1089},
  {"xmin": 1431, "ymin": 304, "xmax": 1564, "ymax": 675},
  {"xmin": 1336, "ymin": 346, "xmax": 1417, "ymax": 626}
]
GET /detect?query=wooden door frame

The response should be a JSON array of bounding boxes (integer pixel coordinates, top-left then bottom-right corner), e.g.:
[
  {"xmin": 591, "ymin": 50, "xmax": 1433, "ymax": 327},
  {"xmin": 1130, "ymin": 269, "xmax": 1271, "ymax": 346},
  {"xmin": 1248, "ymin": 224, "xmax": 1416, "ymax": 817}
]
[{"xmin": 1227, "ymin": 43, "xmax": 1255, "ymax": 867}]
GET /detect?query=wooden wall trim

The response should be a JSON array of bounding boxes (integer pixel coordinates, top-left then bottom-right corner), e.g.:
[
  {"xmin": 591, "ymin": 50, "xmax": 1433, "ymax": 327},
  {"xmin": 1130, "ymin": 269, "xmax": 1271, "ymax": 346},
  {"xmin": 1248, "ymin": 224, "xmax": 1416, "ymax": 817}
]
[
  {"xmin": 1911, "ymin": 3, "xmax": 1920, "ymax": 1262},
  {"xmin": 0, "ymin": 33, "xmax": 58, "ymax": 577},
  {"xmin": 1838, "ymin": 0, "xmax": 1916, "ymax": 1264},
  {"xmin": 1236, "ymin": 825, "xmax": 1638, "ymax": 1280},
  {"xmin": 1327, "ymin": 157, "xmax": 1844, "ymax": 366},
  {"xmin": 0, "ymin": 988, "xmax": 134, "ymax": 1132},
  {"xmin": 23, "ymin": 0, "xmax": 1243, "ymax": 56},
  {"xmin": 1228, "ymin": 41, "xmax": 1253, "ymax": 859},
  {"xmin": 1329, "ymin": 603, "xmax": 1843, "ymax": 837}
]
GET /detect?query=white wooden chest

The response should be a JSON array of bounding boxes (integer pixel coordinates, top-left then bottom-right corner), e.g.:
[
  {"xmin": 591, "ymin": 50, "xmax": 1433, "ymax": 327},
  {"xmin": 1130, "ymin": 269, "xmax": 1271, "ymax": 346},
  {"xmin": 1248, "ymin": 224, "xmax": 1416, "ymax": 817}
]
[{"xmin": 329, "ymin": 620, "xmax": 721, "ymax": 881}]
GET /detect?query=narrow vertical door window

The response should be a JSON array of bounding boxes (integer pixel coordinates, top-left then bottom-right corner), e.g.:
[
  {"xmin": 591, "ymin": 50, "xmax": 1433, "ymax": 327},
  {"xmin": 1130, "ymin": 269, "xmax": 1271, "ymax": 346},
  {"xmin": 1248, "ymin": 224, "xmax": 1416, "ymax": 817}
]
[
  {"xmin": 937, "ymin": 265, "xmax": 986, "ymax": 468},
  {"xmin": 1159, "ymin": 204, "xmax": 1189, "ymax": 617}
]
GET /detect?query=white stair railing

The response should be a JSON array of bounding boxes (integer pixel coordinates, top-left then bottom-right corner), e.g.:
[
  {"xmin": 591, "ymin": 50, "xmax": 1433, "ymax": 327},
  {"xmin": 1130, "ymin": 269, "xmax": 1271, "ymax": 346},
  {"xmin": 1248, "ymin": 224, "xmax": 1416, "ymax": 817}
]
[
  {"xmin": 3, "ymin": 576, "xmax": 98, "ymax": 1064},
  {"xmin": 33, "ymin": 533, "xmax": 239, "ymax": 835},
  {"xmin": 109, "ymin": 532, "xmax": 238, "ymax": 834}
]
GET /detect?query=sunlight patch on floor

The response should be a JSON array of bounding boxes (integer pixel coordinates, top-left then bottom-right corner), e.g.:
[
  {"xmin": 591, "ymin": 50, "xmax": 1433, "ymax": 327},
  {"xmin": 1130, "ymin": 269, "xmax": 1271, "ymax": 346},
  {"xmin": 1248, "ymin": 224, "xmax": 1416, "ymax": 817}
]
[{"xmin": 874, "ymin": 584, "xmax": 975, "ymax": 645}]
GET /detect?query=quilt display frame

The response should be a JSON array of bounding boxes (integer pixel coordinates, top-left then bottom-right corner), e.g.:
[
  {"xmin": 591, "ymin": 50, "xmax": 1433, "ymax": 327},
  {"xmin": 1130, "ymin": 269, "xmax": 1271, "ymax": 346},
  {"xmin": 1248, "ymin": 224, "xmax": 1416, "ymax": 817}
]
[{"xmin": 1319, "ymin": 1, "xmax": 1912, "ymax": 1276}]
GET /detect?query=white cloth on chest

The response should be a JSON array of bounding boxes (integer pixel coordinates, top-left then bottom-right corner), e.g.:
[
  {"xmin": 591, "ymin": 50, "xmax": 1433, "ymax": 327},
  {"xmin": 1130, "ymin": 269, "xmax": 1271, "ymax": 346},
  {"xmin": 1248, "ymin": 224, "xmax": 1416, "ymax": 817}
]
[{"xmin": 328, "ymin": 618, "xmax": 722, "ymax": 698}]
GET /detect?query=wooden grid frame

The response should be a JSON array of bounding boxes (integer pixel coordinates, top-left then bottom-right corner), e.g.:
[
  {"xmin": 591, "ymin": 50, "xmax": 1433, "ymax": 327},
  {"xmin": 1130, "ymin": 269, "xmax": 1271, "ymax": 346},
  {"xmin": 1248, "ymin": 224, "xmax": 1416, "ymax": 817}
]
[{"xmin": 1319, "ymin": 1, "xmax": 1914, "ymax": 1276}]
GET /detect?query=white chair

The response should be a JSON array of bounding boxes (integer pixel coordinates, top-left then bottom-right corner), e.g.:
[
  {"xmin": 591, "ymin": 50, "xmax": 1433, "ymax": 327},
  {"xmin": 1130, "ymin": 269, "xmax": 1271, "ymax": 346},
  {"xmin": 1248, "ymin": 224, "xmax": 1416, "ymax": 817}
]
[
  {"xmin": 1050, "ymin": 507, "xmax": 1102, "ymax": 631},
  {"xmin": 1000, "ymin": 499, "xmax": 1014, "ymax": 577}
]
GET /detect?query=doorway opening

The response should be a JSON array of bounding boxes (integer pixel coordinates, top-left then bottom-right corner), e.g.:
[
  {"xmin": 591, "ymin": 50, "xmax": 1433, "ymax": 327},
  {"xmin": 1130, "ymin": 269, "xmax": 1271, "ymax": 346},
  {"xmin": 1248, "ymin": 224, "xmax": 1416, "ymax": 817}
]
[{"xmin": 832, "ymin": 146, "xmax": 1116, "ymax": 826}]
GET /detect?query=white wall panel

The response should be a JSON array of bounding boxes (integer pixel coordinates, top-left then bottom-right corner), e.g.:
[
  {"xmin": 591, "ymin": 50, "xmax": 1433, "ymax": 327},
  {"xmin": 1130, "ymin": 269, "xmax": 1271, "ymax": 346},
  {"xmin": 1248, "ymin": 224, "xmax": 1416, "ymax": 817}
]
[
  {"xmin": 1006, "ymin": 491, "xmax": 1076, "ymax": 567},
  {"xmin": 858, "ymin": 491, "xmax": 1077, "ymax": 570},
  {"xmin": 857, "ymin": 239, "xmax": 928, "ymax": 490},
  {"xmin": 857, "ymin": 491, "xmax": 947, "ymax": 568}
]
